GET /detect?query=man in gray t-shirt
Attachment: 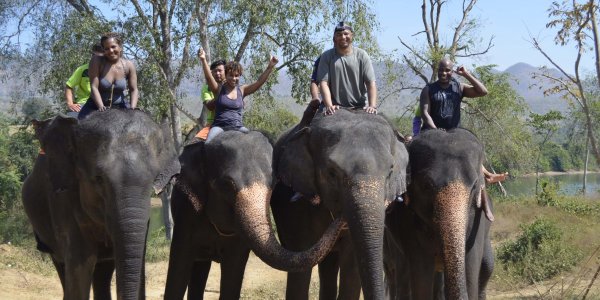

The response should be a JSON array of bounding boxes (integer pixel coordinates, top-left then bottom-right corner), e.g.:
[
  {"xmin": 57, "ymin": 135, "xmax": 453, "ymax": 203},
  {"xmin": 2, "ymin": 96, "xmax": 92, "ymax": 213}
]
[{"xmin": 317, "ymin": 22, "xmax": 377, "ymax": 115}]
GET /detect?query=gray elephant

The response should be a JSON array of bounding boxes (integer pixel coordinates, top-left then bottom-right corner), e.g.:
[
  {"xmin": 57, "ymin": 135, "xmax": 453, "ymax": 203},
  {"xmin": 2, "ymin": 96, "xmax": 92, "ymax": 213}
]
[
  {"xmin": 164, "ymin": 130, "xmax": 345, "ymax": 300},
  {"xmin": 22, "ymin": 110, "xmax": 180, "ymax": 300},
  {"xmin": 273, "ymin": 109, "xmax": 409, "ymax": 299},
  {"xmin": 384, "ymin": 128, "xmax": 494, "ymax": 299}
]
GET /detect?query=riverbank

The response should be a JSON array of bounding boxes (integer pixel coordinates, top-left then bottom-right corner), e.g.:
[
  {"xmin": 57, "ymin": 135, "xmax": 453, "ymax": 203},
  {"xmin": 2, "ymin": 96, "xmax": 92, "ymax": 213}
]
[{"xmin": 521, "ymin": 170, "xmax": 600, "ymax": 177}]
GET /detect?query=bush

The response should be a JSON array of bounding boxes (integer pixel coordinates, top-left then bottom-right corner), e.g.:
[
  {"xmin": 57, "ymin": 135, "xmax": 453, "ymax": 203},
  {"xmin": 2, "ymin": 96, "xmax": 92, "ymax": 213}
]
[
  {"xmin": 497, "ymin": 218, "xmax": 581, "ymax": 283},
  {"xmin": 244, "ymin": 97, "xmax": 299, "ymax": 139},
  {"xmin": 537, "ymin": 178, "xmax": 561, "ymax": 207},
  {"xmin": 0, "ymin": 203, "xmax": 33, "ymax": 245}
]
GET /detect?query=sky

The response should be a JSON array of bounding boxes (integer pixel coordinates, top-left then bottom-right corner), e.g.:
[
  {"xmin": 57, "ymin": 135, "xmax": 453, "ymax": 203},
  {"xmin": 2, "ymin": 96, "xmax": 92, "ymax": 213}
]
[{"xmin": 374, "ymin": 0, "xmax": 595, "ymax": 72}]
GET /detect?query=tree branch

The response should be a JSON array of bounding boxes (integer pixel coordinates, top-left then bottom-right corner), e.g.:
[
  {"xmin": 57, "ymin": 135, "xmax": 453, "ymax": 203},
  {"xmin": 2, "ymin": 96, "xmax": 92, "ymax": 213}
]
[
  {"xmin": 450, "ymin": 0, "xmax": 477, "ymax": 57},
  {"xmin": 455, "ymin": 37, "xmax": 494, "ymax": 57},
  {"xmin": 531, "ymin": 37, "xmax": 577, "ymax": 83}
]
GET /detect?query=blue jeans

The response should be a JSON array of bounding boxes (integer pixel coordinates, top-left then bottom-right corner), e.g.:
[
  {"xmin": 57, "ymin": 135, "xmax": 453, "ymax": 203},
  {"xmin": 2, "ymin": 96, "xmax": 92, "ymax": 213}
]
[{"xmin": 206, "ymin": 126, "xmax": 249, "ymax": 143}]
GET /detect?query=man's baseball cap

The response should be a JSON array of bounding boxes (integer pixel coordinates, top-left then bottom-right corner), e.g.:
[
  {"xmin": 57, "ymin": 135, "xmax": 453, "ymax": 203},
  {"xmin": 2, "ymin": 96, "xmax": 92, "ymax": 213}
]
[{"xmin": 334, "ymin": 21, "xmax": 353, "ymax": 33}]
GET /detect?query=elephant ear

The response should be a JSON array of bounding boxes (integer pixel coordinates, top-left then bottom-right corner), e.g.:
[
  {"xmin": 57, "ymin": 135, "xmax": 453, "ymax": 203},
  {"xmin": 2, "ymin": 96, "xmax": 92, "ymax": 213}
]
[
  {"xmin": 275, "ymin": 127, "xmax": 317, "ymax": 196},
  {"xmin": 388, "ymin": 131, "xmax": 409, "ymax": 203},
  {"xmin": 152, "ymin": 121, "xmax": 182, "ymax": 194},
  {"xmin": 153, "ymin": 158, "xmax": 180, "ymax": 194},
  {"xmin": 31, "ymin": 118, "xmax": 53, "ymax": 141}
]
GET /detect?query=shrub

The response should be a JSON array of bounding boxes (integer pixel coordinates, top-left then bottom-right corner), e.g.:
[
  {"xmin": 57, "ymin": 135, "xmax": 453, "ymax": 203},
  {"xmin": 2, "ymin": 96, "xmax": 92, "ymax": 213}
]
[
  {"xmin": 537, "ymin": 178, "xmax": 561, "ymax": 207},
  {"xmin": 0, "ymin": 203, "xmax": 33, "ymax": 245},
  {"xmin": 497, "ymin": 218, "xmax": 581, "ymax": 283}
]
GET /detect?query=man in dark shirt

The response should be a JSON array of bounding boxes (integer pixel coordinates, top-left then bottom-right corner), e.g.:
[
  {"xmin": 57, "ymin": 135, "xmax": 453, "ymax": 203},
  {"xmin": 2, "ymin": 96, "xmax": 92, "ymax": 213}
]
[
  {"xmin": 419, "ymin": 58, "xmax": 507, "ymax": 219},
  {"xmin": 420, "ymin": 57, "xmax": 488, "ymax": 130}
]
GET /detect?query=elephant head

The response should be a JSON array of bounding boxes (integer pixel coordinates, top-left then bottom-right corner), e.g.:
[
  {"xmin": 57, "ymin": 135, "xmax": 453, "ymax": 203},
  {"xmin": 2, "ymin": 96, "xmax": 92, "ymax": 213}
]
[
  {"xmin": 407, "ymin": 128, "xmax": 487, "ymax": 299},
  {"xmin": 175, "ymin": 130, "xmax": 345, "ymax": 272},
  {"xmin": 275, "ymin": 109, "xmax": 409, "ymax": 299},
  {"xmin": 32, "ymin": 110, "xmax": 180, "ymax": 299}
]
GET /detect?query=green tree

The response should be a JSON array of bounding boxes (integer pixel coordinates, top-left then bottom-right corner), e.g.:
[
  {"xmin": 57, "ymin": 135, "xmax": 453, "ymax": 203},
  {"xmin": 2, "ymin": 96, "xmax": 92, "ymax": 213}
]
[
  {"xmin": 3, "ymin": 0, "xmax": 379, "ymax": 152},
  {"xmin": 533, "ymin": 0, "xmax": 600, "ymax": 168},
  {"xmin": 244, "ymin": 98, "xmax": 299, "ymax": 140},
  {"xmin": 527, "ymin": 110, "xmax": 564, "ymax": 194},
  {"xmin": 461, "ymin": 65, "xmax": 533, "ymax": 174},
  {"xmin": 0, "ymin": 114, "xmax": 38, "ymax": 244}
]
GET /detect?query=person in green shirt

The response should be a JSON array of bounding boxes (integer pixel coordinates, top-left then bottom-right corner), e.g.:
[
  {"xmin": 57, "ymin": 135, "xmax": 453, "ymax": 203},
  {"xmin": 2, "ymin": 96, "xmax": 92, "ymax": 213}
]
[
  {"xmin": 196, "ymin": 59, "xmax": 226, "ymax": 140},
  {"xmin": 64, "ymin": 43, "xmax": 104, "ymax": 118}
]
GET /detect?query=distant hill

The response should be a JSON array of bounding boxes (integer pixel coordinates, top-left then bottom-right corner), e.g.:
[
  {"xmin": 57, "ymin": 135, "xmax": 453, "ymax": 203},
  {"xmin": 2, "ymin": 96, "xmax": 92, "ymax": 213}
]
[{"xmin": 503, "ymin": 62, "xmax": 568, "ymax": 114}]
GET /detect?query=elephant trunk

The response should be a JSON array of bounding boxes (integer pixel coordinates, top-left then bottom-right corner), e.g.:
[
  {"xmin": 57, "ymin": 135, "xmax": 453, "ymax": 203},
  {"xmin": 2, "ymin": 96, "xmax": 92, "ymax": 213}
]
[
  {"xmin": 234, "ymin": 182, "xmax": 345, "ymax": 272},
  {"xmin": 110, "ymin": 190, "xmax": 150, "ymax": 300},
  {"xmin": 435, "ymin": 181, "xmax": 470, "ymax": 300},
  {"xmin": 345, "ymin": 176, "xmax": 386, "ymax": 300}
]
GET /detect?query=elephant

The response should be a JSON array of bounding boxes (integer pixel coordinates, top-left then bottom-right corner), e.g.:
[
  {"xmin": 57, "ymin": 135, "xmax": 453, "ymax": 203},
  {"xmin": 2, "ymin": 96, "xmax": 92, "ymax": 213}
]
[
  {"xmin": 272, "ymin": 108, "xmax": 409, "ymax": 299},
  {"xmin": 384, "ymin": 128, "xmax": 494, "ymax": 299},
  {"xmin": 164, "ymin": 130, "xmax": 345, "ymax": 300},
  {"xmin": 22, "ymin": 109, "xmax": 180, "ymax": 300}
]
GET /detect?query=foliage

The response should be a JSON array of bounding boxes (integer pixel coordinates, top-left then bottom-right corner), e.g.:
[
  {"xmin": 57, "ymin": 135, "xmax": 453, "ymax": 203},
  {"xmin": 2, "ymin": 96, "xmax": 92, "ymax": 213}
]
[
  {"xmin": 398, "ymin": 0, "xmax": 492, "ymax": 84},
  {"xmin": 536, "ymin": 178, "xmax": 562, "ymax": 207},
  {"xmin": 498, "ymin": 217, "xmax": 582, "ymax": 284},
  {"xmin": 145, "ymin": 226, "xmax": 171, "ymax": 263},
  {"xmin": 533, "ymin": 0, "xmax": 600, "ymax": 167},
  {"xmin": 20, "ymin": 97, "xmax": 54, "ymax": 125},
  {"xmin": 0, "ymin": 114, "xmax": 38, "ymax": 244},
  {"xmin": 244, "ymin": 96, "xmax": 299, "ymax": 140},
  {"xmin": 528, "ymin": 110, "xmax": 565, "ymax": 193},
  {"xmin": 461, "ymin": 65, "xmax": 533, "ymax": 173}
]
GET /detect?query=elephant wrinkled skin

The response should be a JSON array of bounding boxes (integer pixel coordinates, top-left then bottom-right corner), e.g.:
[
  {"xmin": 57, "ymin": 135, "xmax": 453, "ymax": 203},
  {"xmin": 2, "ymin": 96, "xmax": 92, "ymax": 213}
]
[
  {"xmin": 273, "ymin": 109, "xmax": 409, "ymax": 300},
  {"xmin": 22, "ymin": 110, "xmax": 180, "ymax": 300},
  {"xmin": 385, "ymin": 128, "xmax": 494, "ymax": 299}
]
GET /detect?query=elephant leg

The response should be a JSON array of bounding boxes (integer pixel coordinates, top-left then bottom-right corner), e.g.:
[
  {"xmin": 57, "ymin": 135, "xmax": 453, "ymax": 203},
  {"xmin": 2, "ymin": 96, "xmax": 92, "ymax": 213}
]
[
  {"xmin": 285, "ymin": 270, "xmax": 312, "ymax": 300},
  {"xmin": 164, "ymin": 222, "xmax": 195, "ymax": 300},
  {"xmin": 64, "ymin": 251, "xmax": 96, "ymax": 300},
  {"xmin": 51, "ymin": 257, "xmax": 66, "ymax": 294},
  {"xmin": 318, "ymin": 252, "xmax": 339, "ymax": 300},
  {"xmin": 92, "ymin": 260, "xmax": 115, "ymax": 300},
  {"xmin": 406, "ymin": 249, "xmax": 436, "ymax": 300},
  {"xmin": 338, "ymin": 244, "xmax": 361, "ymax": 300},
  {"xmin": 62, "ymin": 227, "xmax": 96, "ymax": 300},
  {"xmin": 219, "ymin": 248, "xmax": 250, "ymax": 300},
  {"xmin": 187, "ymin": 261, "xmax": 211, "ymax": 300}
]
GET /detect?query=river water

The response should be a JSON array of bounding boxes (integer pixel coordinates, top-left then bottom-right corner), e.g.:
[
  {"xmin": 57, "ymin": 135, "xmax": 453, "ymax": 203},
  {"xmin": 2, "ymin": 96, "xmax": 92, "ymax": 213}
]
[{"xmin": 500, "ymin": 173, "xmax": 600, "ymax": 199}]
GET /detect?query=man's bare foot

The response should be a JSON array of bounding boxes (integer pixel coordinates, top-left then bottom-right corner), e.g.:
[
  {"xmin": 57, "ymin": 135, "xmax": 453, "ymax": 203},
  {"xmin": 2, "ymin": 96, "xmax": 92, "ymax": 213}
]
[{"xmin": 485, "ymin": 172, "xmax": 508, "ymax": 184}]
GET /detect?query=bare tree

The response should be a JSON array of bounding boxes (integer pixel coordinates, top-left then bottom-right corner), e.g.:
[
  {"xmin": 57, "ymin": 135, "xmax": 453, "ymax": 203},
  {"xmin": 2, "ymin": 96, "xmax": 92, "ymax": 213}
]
[
  {"xmin": 399, "ymin": 0, "xmax": 494, "ymax": 85},
  {"xmin": 533, "ymin": 0, "xmax": 600, "ymax": 165}
]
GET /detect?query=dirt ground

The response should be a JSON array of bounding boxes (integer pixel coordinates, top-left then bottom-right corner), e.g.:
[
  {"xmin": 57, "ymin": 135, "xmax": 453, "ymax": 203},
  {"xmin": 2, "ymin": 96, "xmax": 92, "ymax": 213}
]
[
  {"xmin": 0, "ymin": 242, "xmax": 599, "ymax": 299},
  {"xmin": 0, "ymin": 243, "xmax": 296, "ymax": 299}
]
